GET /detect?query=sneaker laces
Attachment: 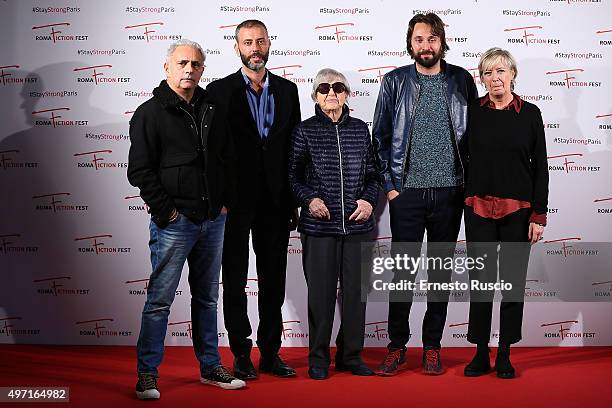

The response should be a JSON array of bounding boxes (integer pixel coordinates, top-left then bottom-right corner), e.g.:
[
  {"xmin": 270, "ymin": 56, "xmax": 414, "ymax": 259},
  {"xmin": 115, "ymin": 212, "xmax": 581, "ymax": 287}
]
[
  {"xmin": 214, "ymin": 366, "xmax": 234, "ymax": 382},
  {"xmin": 425, "ymin": 349, "xmax": 439, "ymax": 366},
  {"xmin": 383, "ymin": 350, "xmax": 402, "ymax": 366},
  {"xmin": 139, "ymin": 373, "xmax": 157, "ymax": 389}
]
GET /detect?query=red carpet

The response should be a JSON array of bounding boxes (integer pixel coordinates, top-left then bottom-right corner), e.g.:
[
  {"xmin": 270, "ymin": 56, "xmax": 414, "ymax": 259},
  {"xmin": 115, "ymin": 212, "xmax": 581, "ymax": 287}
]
[{"xmin": 1, "ymin": 345, "xmax": 611, "ymax": 407}]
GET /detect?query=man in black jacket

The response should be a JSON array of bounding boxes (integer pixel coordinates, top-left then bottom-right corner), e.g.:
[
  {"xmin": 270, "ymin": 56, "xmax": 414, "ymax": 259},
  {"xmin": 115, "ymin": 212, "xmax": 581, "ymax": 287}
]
[
  {"xmin": 128, "ymin": 39, "xmax": 244, "ymax": 398},
  {"xmin": 207, "ymin": 20, "xmax": 301, "ymax": 380},
  {"xmin": 372, "ymin": 13, "xmax": 478, "ymax": 376}
]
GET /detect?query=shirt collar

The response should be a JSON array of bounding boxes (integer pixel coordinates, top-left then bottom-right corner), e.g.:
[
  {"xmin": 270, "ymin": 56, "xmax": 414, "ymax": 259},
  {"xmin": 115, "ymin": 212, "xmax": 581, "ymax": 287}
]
[
  {"xmin": 240, "ymin": 68, "xmax": 269, "ymax": 90},
  {"xmin": 480, "ymin": 92, "xmax": 523, "ymax": 113}
]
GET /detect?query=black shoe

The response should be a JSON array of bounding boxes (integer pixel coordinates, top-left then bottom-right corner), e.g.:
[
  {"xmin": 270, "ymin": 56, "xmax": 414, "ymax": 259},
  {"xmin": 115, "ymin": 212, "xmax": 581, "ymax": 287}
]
[
  {"xmin": 464, "ymin": 347, "xmax": 491, "ymax": 377},
  {"xmin": 259, "ymin": 354, "xmax": 296, "ymax": 378},
  {"xmin": 345, "ymin": 362, "xmax": 375, "ymax": 376},
  {"xmin": 233, "ymin": 355, "xmax": 257, "ymax": 380},
  {"xmin": 495, "ymin": 352, "xmax": 515, "ymax": 379},
  {"xmin": 200, "ymin": 366, "xmax": 246, "ymax": 390},
  {"xmin": 375, "ymin": 348, "xmax": 407, "ymax": 376},
  {"xmin": 308, "ymin": 366, "xmax": 329, "ymax": 380}
]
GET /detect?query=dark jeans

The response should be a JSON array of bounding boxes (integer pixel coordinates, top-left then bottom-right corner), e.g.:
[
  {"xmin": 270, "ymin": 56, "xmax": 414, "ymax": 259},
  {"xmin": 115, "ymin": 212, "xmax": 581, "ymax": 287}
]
[
  {"xmin": 221, "ymin": 198, "xmax": 290, "ymax": 359},
  {"xmin": 465, "ymin": 206, "xmax": 531, "ymax": 345},
  {"xmin": 301, "ymin": 233, "xmax": 370, "ymax": 368},
  {"xmin": 387, "ymin": 186, "xmax": 463, "ymax": 350}
]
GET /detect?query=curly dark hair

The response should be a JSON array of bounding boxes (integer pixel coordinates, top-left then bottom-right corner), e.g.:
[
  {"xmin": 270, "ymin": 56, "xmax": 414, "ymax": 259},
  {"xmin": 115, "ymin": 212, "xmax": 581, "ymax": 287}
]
[{"xmin": 406, "ymin": 13, "xmax": 449, "ymax": 59}]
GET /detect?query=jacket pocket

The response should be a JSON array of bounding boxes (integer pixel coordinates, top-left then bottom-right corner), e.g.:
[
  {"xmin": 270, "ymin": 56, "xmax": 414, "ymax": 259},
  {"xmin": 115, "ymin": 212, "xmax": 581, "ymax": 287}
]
[{"xmin": 159, "ymin": 152, "xmax": 199, "ymax": 198}]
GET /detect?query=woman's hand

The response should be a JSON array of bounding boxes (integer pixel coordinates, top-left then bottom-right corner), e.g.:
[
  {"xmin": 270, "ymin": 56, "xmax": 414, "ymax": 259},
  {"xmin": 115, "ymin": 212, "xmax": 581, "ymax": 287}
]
[
  {"xmin": 528, "ymin": 222, "xmax": 544, "ymax": 244},
  {"xmin": 349, "ymin": 199, "xmax": 373, "ymax": 223},
  {"xmin": 309, "ymin": 198, "xmax": 330, "ymax": 220}
]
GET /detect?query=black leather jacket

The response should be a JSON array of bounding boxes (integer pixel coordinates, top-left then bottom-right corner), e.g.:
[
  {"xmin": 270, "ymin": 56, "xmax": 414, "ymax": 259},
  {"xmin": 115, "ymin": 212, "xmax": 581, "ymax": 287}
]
[{"xmin": 372, "ymin": 60, "xmax": 478, "ymax": 193}]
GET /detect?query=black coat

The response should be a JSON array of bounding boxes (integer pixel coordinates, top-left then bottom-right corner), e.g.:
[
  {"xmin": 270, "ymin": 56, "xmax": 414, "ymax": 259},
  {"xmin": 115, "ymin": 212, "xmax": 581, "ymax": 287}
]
[
  {"xmin": 206, "ymin": 69, "xmax": 301, "ymax": 211},
  {"xmin": 289, "ymin": 104, "xmax": 380, "ymax": 236},
  {"xmin": 127, "ymin": 80, "xmax": 230, "ymax": 226}
]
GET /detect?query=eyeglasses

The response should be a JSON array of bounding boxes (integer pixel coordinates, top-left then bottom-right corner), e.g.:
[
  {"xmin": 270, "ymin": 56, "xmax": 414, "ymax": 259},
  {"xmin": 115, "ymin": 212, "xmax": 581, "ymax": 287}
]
[{"xmin": 316, "ymin": 82, "xmax": 347, "ymax": 95}]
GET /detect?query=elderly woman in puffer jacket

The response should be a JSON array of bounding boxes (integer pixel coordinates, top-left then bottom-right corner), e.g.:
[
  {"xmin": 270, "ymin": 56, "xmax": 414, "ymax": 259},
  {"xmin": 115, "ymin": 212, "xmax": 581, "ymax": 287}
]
[{"xmin": 288, "ymin": 68, "xmax": 380, "ymax": 380}]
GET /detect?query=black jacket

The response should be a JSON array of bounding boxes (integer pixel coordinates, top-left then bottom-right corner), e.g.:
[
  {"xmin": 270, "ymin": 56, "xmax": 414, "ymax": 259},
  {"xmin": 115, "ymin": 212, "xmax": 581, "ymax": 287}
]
[
  {"xmin": 127, "ymin": 80, "xmax": 230, "ymax": 227},
  {"xmin": 206, "ymin": 69, "xmax": 301, "ymax": 211},
  {"xmin": 289, "ymin": 104, "xmax": 380, "ymax": 236},
  {"xmin": 372, "ymin": 60, "xmax": 478, "ymax": 193}
]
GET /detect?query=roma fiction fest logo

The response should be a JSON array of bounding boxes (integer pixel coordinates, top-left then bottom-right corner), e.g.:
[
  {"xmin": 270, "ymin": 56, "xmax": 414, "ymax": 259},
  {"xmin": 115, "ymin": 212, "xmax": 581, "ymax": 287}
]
[
  {"xmin": 315, "ymin": 22, "xmax": 373, "ymax": 43},
  {"xmin": 281, "ymin": 320, "xmax": 307, "ymax": 340},
  {"xmin": 448, "ymin": 322, "xmax": 468, "ymax": 339},
  {"xmin": 546, "ymin": 69, "xmax": 602, "ymax": 88},
  {"xmin": 444, "ymin": 25, "xmax": 468, "ymax": 44},
  {"xmin": 31, "ymin": 107, "xmax": 88, "ymax": 128},
  {"xmin": 73, "ymin": 150, "xmax": 128, "ymax": 170},
  {"xmin": 73, "ymin": 65, "xmax": 131, "ymax": 85},
  {"xmin": 167, "ymin": 320, "xmax": 226, "ymax": 339},
  {"xmin": 0, "ymin": 65, "xmax": 38, "ymax": 86},
  {"xmin": 0, "ymin": 149, "xmax": 39, "ymax": 170},
  {"xmin": 32, "ymin": 22, "xmax": 89, "ymax": 43},
  {"xmin": 592, "ymin": 280, "xmax": 612, "ymax": 297},
  {"xmin": 593, "ymin": 196, "xmax": 612, "ymax": 215},
  {"xmin": 218, "ymin": 24, "xmax": 277, "ymax": 42},
  {"xmin": 74, "ymin": 234, "xmax": 131, "ymax": 255},
  {"xmin": 548, "ymin": 207, "xmax": 560, "ymax": 215},
  {"xmin": 358, "ymin": 66, "xmax": 397, "ymax": 85},
  {"xmin": 268, "ymin": 65, "xmax": 311, "ymax": 85},
  {"xmin": 466, "ymin": 67, "xmax": 482, "ymax": 86},
  {"xmin": 544, "ymin": 237, "xmax": 599, "ymax": 257},
  {"xmin": 124, "ymin": 22, "xmax": 182, "ymax": 43},
  {"xmin": 124, "ymin": 195, "xmax": 149, "ymax": 212},
  {"xmin": 596, "ymin": 113, "xmax": 612, "ymax": 130},
  {"xmin": 32, "ymin": 192, "xmax": 88, "ymax": 212},
  {"xmin": 287, "ymin": 235, "xmax": 302, "ymax": 255},
  {"xmin": 33, "ymin": 276, "xmax": 90, "ymax": 296},
  {"xmin": 365, "ymin": 321, "xmax": 389, "ymax": 341},
  {"xmin": 525, "ymin": 279, "xmax": 558, "ymax": 298},
  {"xmin": 596, "ymin": 28, "xmax": 612, "ymax": 46},
  {"xmin": 125, "ymin": 278, "xmax": 183, "ymax": 296},
  {"xmin": 76, "ymin": 318, "xmax": 132, "ymax": 338},
  {"xmin": 547, "ymin": 153, "xmax": 601, "ymax": 173},
  {"xmin": 0, "ymin": 317, "xmax": 40, "ymax": 337},
  {"xmin": 540, "ymin": 319, "xmax": 595, "ymax": 340},
  {"xmin": 504, "ymin": 25, "xmax": 560, "ymax": 46},
  {"xmin": 0, "ymin": 234, "xmax": 39, "ymax": 255}
]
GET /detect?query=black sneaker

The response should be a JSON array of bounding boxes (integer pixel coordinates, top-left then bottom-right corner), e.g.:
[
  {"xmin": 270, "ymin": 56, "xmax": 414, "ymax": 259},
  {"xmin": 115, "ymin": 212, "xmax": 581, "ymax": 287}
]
[
  {"xmin": 375, "ymin": 348, "xmax": 407, "ymax": 376},
  {"xmin": 135, "ymin": 372, "xmax": 160, "ymax": 400},
  {"xmin": 201, "ymin": 366, "xmax": 246, "ymax": 390},
  {"xmin": 422, "ymin": 348, "xmax": 444, "ymax": 375}
]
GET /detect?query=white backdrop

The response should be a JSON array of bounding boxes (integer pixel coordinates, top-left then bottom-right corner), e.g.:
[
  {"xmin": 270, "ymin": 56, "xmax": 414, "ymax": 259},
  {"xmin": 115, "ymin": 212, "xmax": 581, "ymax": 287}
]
[{"xmin": 1, "ymin": 0, "xmax": 611, "ymax": 347}]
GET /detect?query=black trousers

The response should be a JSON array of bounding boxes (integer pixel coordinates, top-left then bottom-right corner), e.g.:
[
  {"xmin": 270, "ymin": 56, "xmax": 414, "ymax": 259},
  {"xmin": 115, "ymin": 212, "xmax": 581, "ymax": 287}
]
[
  {"xmin": 464, "ymin": 206, "xmax": 531, "ymax": 345},
  {"xmin": 221, "ymin": 197, "xmax": 290, "ymax": 358},
  {"xmin": 387, "ymin": 187, "xmax": 463, "ymax": 350},
  {"xmin": 301, "ymin": 233, "xmax": 370, "ymax": 368}
]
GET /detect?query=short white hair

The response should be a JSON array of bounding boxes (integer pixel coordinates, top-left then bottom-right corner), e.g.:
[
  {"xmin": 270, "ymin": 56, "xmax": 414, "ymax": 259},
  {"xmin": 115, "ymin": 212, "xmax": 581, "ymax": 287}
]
[
  {"xmin": 166, "ymin": 39, "xmax": 206, "ymax": 62},
  {"xmin": 311, "ymin": 68, "xmax": 351, "ymax": 102},
  {"xmin": 478, "ymin": 47, "xmax": 518, "ymax": 91}
]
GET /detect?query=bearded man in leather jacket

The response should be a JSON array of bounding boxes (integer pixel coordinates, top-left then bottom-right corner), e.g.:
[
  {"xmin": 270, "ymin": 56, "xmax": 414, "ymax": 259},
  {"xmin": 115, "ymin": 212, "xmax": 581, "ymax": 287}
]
[{"xmin": 372, "ymin": 13, "xmax": 478, "ymax": 376}]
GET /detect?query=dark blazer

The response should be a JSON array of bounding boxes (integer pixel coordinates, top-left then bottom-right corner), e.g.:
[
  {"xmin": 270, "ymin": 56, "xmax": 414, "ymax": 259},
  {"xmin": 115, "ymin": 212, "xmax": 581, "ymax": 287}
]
[
  {"xmin": 207, "ymin": 69, "xmax": 301, "ymax": 211},
  {"xmin": 127, "ymin": 80, "xmax": 230, "ymax": 227}
]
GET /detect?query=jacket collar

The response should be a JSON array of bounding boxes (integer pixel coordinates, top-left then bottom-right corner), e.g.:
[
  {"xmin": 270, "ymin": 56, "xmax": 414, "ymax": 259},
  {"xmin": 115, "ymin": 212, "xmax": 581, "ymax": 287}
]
[
  {"xmin": 315, "ymin": 103, "xmax": 350, "ymax": 125},
  {"xmin": 153, "ymin": 80, "xmax": 206, "ymax": 109}
]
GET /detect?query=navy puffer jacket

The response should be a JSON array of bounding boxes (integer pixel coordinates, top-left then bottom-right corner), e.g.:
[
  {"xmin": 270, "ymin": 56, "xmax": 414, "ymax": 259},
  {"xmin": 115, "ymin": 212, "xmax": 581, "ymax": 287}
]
[{"xmin": 288, "ymin": 104, "xmax": 380, "ymax": 236}]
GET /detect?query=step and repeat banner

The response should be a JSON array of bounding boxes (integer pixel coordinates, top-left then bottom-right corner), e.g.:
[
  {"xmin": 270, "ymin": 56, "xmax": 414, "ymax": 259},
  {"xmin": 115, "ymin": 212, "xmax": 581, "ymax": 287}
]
[{"xmin": 1, "ymin": 0, "xmax": 611, "ymax": 347}]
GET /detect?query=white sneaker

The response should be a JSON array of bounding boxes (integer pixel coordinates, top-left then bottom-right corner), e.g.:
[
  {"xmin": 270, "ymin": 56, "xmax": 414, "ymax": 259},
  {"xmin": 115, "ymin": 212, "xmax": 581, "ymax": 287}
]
[{"xmin": 136, "ymin": 372, "xmax": 160, "ymax": 399}]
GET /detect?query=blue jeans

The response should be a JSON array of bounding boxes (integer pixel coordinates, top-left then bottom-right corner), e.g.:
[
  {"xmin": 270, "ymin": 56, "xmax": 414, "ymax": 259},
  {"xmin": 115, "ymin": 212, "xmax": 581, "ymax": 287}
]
[{"xmin": 136, "ymin": 212, "xmax": 226, "ymax": 376}]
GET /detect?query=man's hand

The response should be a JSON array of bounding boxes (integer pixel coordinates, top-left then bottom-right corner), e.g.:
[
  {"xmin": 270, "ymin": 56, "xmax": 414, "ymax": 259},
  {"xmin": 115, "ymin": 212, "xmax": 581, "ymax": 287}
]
[
  {"xmin": 349, "ymin": 199, "xmax": 373, "ymax": 223},
  {"xmin": 308, "ymin": 198, "xmax": 330, "ymax": 220},
  {"xmin": 387, "ymin": 190, "xmax": 400, "ymax": 201},
  {"xmin": 528, "ymin": 222, "xmax": 544, "ymax": 244}
]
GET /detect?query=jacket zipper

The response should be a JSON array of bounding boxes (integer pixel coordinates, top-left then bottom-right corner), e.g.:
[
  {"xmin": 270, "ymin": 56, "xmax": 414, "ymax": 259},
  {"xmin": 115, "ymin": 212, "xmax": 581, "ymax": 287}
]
[
  {"xmin": 179, "ymin": 105, "xmax": 211, "ymax": 207},
  {"xmin": 442, "ymin": 83, "xmax": 465, "ymax": 177},
  {"xmin": 335, "ymin": 124, "xmax": 347, "ymax": 234},
  {"xmin": 400, "ymin": 83, "xmax": 420, "ymax": 189}
]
